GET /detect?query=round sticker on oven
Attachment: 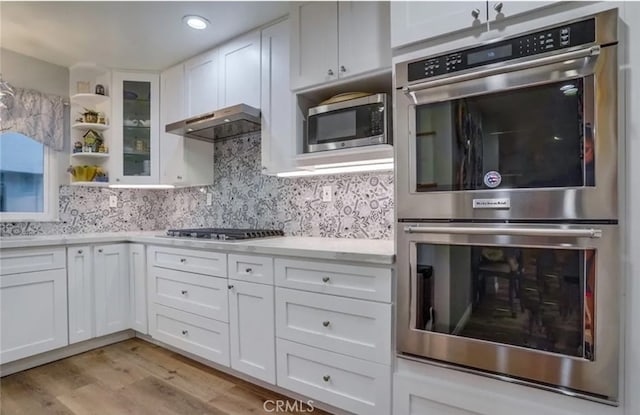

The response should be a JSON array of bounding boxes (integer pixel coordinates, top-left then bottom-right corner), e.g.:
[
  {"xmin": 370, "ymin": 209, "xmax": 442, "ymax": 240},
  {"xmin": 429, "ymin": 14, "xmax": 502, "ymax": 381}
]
[{"xmin": 484, "ymin": 171, "xmax": 502, "ymax": 188}]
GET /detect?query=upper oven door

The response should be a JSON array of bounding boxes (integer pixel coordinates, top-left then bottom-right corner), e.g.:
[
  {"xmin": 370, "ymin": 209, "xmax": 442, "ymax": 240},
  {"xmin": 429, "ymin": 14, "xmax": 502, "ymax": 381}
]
[{"xmin": 394, "ymin": 27, "xmax": 618, "ymax": 221}]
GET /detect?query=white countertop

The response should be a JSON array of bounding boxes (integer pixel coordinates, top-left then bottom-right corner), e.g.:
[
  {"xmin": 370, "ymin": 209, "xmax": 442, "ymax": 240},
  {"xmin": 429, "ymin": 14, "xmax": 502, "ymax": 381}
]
[{"xmin": 0, "ymin": 232, "xmax": 395, "ymax": 265}]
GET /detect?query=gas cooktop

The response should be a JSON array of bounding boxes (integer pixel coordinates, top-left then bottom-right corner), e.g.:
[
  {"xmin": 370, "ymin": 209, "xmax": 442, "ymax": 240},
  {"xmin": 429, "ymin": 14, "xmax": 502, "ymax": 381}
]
[{"xmin": 164, "ymin": 228, "xmax": 284, "ymax": 241}]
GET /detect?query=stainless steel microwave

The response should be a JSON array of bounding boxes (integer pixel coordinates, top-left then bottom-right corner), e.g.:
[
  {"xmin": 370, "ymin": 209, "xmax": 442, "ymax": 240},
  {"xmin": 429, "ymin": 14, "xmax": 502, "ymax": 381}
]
[{"xmin": 305, "ymin": 93, "xmax": 390, "ymax": 153}]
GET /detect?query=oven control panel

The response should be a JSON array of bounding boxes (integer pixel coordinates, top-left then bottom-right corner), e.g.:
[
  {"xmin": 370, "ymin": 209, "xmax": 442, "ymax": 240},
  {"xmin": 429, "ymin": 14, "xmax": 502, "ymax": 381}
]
[{"xmin": 407, "ymin": 18, "xmax": 596, "ymax": 82}]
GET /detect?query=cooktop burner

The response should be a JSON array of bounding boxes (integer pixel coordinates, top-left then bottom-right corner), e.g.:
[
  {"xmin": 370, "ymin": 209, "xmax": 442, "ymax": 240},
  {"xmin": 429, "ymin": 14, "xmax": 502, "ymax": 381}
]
[{"xmin": 165, "ymin": 228, "xmax": 284, "ymax": 241}]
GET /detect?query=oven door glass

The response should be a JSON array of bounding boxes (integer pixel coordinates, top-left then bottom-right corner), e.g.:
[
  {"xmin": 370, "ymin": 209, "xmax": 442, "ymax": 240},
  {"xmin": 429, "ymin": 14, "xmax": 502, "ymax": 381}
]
[
  {"xmin": 414, "ymin": 242, "xmax": 594, "ymax": 359},
  {"xmin": 414, "ymin": 78, "xmax": 594, "ymax": 192}
]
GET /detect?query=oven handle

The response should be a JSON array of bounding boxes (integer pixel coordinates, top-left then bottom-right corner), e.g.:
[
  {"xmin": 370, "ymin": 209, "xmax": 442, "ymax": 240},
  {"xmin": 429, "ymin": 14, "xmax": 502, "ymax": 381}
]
[
  {"xmin": 402, "ymin": 46, "xmax": 600, "ymax": 94},
  {"xmin": 404, "ymin": 226, "xmax": 602, "ymax": 238}
]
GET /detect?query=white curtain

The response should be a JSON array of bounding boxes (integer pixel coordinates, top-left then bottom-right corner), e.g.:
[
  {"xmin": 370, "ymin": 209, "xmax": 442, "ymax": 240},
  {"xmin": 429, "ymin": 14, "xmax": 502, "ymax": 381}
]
[{"xmin": 0, "ymin": 87, "xmax": 65, "ymax": 151}]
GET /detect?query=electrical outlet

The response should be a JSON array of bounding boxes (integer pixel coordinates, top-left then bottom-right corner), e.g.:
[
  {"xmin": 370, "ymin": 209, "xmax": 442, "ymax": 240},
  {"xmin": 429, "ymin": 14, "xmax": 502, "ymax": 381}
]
[
  {"xmin": 109, "ymin": 195, "xmax": 118, "ymax": 208},
  {"xmin": 206, "ymin": 193, "xmax": 213, "ymax": 206},
  {"xmin": 322, "ymin": 186, "xmax": 332, "ymax": 202}
]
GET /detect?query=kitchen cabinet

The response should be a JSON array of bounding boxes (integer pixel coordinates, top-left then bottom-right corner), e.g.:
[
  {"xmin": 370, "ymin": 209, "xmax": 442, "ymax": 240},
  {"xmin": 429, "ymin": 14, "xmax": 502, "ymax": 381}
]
[
  {"xmin": 185, "ymin": 50, "xmax": 219, "ymax": 117},
  {"xmin": 391, "ymin": 1, "xmax": 560, "ymax": 48},
  {"xmin": 260, "ymin": 18, "xmax": 296, "ymax": 175},
  {"xmin": 159, "ymin": 63, "xmax": 214, "ymax": 186},
  {"xmin": 0, "ymin": 248, "xmax": 68, "ymax": 364},
  {"xmin": 67, "ymin": 246, "xmax": 94, "ymax": 343},
  {"xmin": 129, "ymin": 244, "xmax": 147, "ymax": 334},
  {"xmin": 111, "ymin": 71, "xmax": 160, "ymax": 185},
  {"xmin": 218, "ymin": 30, "xmax": 261, "ymax": 109},
  {"xmin": 290, "ymin": 1, "xmax": 391, "ymax": 90},
  {"xmin": 94, "ymin": 244, "xmax": 130, "ymax": 336},
  {"xmin": 229, "ymin": 280, "xmax": 276, "ymax": 384}
]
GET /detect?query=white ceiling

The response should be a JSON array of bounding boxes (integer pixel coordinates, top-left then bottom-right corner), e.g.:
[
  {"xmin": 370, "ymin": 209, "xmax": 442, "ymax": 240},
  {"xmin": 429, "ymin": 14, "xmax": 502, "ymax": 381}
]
[{"xmin": 0, "ymin": 1, "xmax": 290, "ymax": 71}]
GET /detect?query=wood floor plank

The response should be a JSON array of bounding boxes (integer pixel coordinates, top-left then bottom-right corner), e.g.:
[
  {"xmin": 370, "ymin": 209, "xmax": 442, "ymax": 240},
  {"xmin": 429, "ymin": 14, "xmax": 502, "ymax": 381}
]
[
  {"xmin": 0, "ymin": 371, "xmax": 75, "ymax": 415},
  {"xmin": 1, "ymin": 339, "xmax": 333, "ymax": 415}
]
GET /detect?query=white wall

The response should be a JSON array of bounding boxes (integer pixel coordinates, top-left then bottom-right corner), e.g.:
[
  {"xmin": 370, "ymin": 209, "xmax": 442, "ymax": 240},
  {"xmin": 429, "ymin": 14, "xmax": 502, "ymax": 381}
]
[{"xmin": 0, "ymin": 48, "xmax": 69, "ymax": 97}]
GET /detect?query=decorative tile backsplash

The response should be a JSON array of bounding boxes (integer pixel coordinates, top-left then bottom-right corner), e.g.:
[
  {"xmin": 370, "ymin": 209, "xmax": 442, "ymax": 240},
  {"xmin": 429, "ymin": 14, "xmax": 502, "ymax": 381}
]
[{"xmin": 2, "ymin": 133, "xmax": 394, "ymax": 239}]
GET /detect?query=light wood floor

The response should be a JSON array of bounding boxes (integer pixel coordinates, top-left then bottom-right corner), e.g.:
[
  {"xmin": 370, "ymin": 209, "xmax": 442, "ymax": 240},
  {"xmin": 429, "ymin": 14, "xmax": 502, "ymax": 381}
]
[{"xmin": 0, "ymin": 338, "xmax": 331, "ymax": 415}]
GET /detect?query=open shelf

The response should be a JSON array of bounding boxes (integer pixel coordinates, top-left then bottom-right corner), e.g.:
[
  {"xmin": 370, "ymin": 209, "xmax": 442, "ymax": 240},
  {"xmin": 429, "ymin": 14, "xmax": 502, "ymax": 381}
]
[
  {"xmin": 72, "ymin": 122, "xmax": 109, "ymax": 131},
  {"xmin": 71, "ymin": 152, "xmax": 109, "ymax": 159},
  {"xmin": 70, "ymin": 93, "xmax": 110, "ymax": 106},
  {"xmin": 296, "ymin": 144, "xmax": 393, "ymax": 168}
]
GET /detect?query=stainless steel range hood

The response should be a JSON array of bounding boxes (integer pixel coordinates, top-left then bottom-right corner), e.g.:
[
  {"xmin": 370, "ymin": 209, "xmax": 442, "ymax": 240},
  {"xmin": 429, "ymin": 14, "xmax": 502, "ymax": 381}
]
[{"xmin": 165, "ymin": 104, "xmax": 261, "ymax": 142}]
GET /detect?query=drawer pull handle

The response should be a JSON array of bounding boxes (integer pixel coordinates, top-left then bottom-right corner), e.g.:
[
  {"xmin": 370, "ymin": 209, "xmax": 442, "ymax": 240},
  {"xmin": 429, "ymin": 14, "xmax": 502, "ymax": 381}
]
[
  {"xmin": 322, "ymin": 276, "xmax": 330, "ymax": 283},
  {"xmin": 180, "ymin": 258, "xmax": 186, "ymax": 263},
  {"xmin": 181, "ymin": 290, "xmax": 188, "ymax": 295},
  {"xmin": 228, "ymin": 285, "xmax": 234, "ymax": 289},
  {"xmin": 78, "ymin": 249, "xmax": 83, "ymax": 254},
  {"xmin": 98, "ymin": 249, "xmax": 103, "ymax": 253},
  {"xmin": 323, "ymin": 375, "xmax": 331, "ymax": 382},
  {"xmin": 181, "ymin": 330, "xmax": 188, "ymax": 336},
  {"xmin": 245, "ymin": 268, "xmax": 252, "ymax": 273},
  {"xmin": 322, "ymin": 321, "xmax": 330, "ymax": 327}
]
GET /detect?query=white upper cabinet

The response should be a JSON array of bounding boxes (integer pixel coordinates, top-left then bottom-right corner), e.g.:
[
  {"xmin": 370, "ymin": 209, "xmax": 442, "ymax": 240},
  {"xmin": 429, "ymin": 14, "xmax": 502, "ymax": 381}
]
[
  {"xmin": 488, "ymin": 1, "xmax": 558, "ymax": 26},
  {"xmin": 391, "ymin": 1, "xmax": 487, "ymax": 48},
  {"xmin": 185, "ymin": 49, "xmax": 219, "ymax": 117},
  {"xmin": 291, "ymin": 1, "xmax": 391, "ymax": 90},
  {"xmin": 337, "ymin": 1, "xmax": 391, "ymax": 80},
  {"xmin": 160, "ymin": 63, "xmax": 214, "ymax": 186},
  {"xmin": 291, "ymin": 2, "xmax": 339, "ymax": 90},
  {"xmin": 111, "ymin": 71, "xmax": 160, "ymax": 185},
  {"xmin": 218, "ymin": 30, "xmax": 261, "ymax": 109},
  {"xmin": 261, "ymin": 18, "xmax": 295, "ymax": 175}
]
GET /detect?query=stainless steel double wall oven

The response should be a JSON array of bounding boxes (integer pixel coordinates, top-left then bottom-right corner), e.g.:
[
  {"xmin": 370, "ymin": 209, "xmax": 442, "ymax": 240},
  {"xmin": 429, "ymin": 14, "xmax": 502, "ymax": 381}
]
[{"xmin": 395, "ymin": 9, "xmax": 620, "ymax": 403}]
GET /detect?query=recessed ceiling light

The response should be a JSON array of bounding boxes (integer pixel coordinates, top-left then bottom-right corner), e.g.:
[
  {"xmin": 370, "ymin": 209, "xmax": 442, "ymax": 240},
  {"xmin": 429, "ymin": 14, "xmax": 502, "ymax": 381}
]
[{"xmin": 183, "ymin": 15, "xmax": 209, "ymax": 30}]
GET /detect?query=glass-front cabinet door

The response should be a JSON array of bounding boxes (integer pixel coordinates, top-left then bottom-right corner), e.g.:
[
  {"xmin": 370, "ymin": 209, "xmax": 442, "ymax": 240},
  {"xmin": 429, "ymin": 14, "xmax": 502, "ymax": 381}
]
[{"xmin": 111, "ymin": 72, "xmax": 159, "ymax": 185}]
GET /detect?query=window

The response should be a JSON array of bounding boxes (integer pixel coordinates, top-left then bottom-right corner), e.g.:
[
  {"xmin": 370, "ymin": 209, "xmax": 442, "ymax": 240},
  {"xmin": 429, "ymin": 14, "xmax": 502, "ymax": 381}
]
[{"xmin": 0, "ymin": 132, "xmax": 57, "ymax": 221}]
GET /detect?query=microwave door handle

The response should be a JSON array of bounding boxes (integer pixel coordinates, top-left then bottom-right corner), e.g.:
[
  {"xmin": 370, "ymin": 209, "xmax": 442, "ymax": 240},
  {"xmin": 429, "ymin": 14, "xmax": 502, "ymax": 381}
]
[
  {"xmin": 404, "ymin": 226, "xmax": 602, "ymax": 239},
  {"xmin": 403, "ymin": 45, "xmax": 600, "ymax": 95}
]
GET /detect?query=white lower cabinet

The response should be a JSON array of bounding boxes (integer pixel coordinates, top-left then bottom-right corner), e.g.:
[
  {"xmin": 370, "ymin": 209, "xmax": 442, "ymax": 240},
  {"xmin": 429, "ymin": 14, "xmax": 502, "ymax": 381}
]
[
  {"xmin": 94, "ymin": 244, "xmax": 130, "ymax": 336},
  {"xmin": 229, "ymin": 280, "xmax": 275, "ymax": 383},
  {"xmin": 0, "ymin": 247, "xmax": 68, "ymax": 364},
  {"xmin": 67, "ymin": 246, "xmax": 94, "ymax": 343},
  {"xmin": 276, "ymin": 338, "xmax": 391, "ymax": 415},
  {"xmin": 150, "ymin": 303, "xmax": 230, "ymax": 366},
  {"xmin": 129, "ymin": 244, "xmax": 147, "ymax": 334}
]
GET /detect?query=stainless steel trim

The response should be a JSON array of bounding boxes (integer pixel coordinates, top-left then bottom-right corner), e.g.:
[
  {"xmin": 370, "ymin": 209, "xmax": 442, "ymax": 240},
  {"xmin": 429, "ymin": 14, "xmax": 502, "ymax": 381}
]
[
  {"xmin": 403, "ymin": 46, "xmax": 599, "ymax": 93},
  {"xmin": 404, "ymin": 225, "xmax": 602, "ymax": 238},
  {"xmin": 165, "ymin": 103, "xmax": 261, "ymax": 142},
  {"xmin": 308, "ymin": 93, "xmax": 385, "ymax": 116}
]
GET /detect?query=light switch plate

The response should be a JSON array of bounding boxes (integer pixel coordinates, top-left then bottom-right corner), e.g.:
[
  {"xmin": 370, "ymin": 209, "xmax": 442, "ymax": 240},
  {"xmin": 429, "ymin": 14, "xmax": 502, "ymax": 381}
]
[
  {"xmin": 322, "ymin": 186, "xmax": 332, "ymax": 202},
  {"xmin": 109, "ymin": 195, "xmax": 118, "ymax": 208}
]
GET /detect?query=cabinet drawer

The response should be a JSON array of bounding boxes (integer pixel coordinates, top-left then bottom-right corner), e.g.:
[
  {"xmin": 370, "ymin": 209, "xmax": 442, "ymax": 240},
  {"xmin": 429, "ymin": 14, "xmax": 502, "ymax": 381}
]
[
  {"xmin": 276, "ymin": 288, "xmax": 391, "ymax": 364},
  {"xmin": 150, "ymin": 303, "xmax": 229, "ymax": 366},
  {"xmin": 149, "ymin": 267, "xmax": 228, "ymax": 322},
  {"xmin": 274, "ymin": 258, "xmax": 392, "ymax": 302},
  {"xmin": 276, "ymin": 339, "xmax": 391, "ymax": 415},
  {"xmin": 147, "ymin": 246, "xmax": 227, "ymax": 277},
  {"xmin": 0, "ymin": 247, "xmax": 66, "ymax": 275},
  {"xmin": 228, "ymin": 254, "xmax": 274, "ymax": 284}
]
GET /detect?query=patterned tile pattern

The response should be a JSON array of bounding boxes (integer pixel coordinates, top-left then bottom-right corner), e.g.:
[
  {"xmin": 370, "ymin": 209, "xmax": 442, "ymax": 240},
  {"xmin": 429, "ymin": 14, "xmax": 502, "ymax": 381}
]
[{"xmin": 2, "ymin": 133, "xmax": 394, "ymax": 239}]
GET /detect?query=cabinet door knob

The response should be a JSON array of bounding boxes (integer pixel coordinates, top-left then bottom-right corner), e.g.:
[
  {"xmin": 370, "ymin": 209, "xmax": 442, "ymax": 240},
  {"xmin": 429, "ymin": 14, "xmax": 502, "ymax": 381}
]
[
  {"xmin": 180, "ymin": 258, "xmax": 186, "ymax": 263},
  {"xmin": 323, "ymin": 375, "xmax": 331, "ymax": 382},
  {"xmin": 327, "ymin": 69, "xmax": 334, "ymax": 76},
  {"xmin": 98, "ymin": 249, "xmax": 103, "ymax": 253},
  {"xmin": 177, "ymin": 175, "xmax": 183, "ymax": 180},
  {"xmin": 322, "ymin": 320, "xmax": 330, "ymax": 327},
  {"xmin": 340, "ymin": 65, "xmax": 346, "ymax": 73},
  {"xmin": 78, "ymin": 249, "xmax": 83, "ymax": 254},
  {"xmin": 245, "ymin": 268, "xmax": 252, "ymax": 273},
  {"xmin": 181, "ymin": 290, "xmax": 188, "ymax": 295},
  {"xmin": 115, "ymin": 178, "xmax": 120, "ymax": 182},
  {"xmin": 493, "ymin": 2, "xmax": 503, "ymax": 13},
  {"xmin": 471, "ymin": 8, "xmax": 481, "ymax": 19},
  {"xmin": 181, "ymin": 330, "xmax": 188, "ymax": 336},
  {"xmin": 322, "ymin": 276, "xmax": 330, "ymax": 283},
  {"xmin": 228, "ymin": 285, "xmax": 234, "ymax": 289}
]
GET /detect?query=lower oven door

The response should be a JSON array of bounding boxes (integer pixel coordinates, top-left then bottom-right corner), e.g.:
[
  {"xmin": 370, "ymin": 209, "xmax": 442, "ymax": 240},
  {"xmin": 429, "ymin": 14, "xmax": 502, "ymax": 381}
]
[{"xmin": 396, "ymin": 222, "xmax": 619, "ymax": 403}]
